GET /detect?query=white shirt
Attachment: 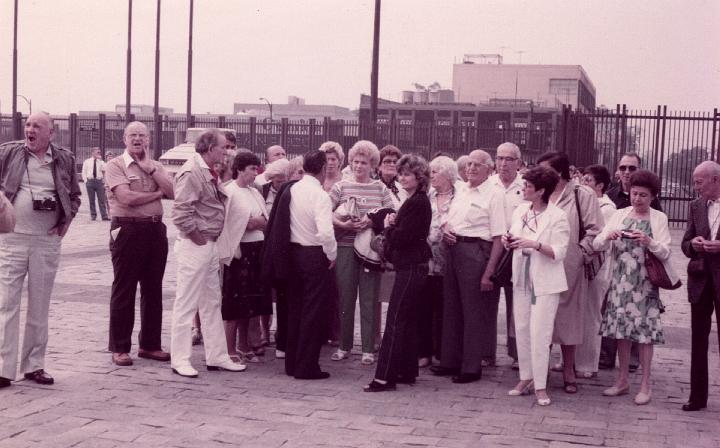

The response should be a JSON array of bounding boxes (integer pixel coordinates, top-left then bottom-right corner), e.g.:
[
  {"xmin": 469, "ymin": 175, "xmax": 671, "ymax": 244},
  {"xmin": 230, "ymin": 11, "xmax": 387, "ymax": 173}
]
[
  {"xmin": 489, "ymin": 173, "xmax": 525, "ymax": 230},
  {"xmin": 446, "ymin": 179, "xmax": 506, "ymax": 240},
  {"xmin": 82, "ymin": 157, "xmax": 106, "ymax": 181},
  {"xmin": 289, "ymin": 175, "xmax": 337, "ymax": 261},
  {"xmin": 708, "ymin": 199, "xmax": 720, "ymax": 240}
]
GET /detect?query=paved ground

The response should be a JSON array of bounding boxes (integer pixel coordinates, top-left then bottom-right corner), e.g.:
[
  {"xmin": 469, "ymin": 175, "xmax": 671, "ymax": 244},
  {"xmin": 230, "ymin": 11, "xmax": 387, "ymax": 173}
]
[{"xmin": 1, "ymin": 189, "xmax": 719, "ymax": 448}]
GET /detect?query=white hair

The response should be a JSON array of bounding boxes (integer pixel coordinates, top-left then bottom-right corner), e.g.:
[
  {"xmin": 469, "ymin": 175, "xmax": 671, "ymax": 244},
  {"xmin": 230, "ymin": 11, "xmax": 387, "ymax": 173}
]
[
  {"xmin": 496, "ymin": 142, "xmax": 522, "ymax": 159},
  {"xmin": 429, "ymin": 156, "xmax": 458, "ymax": 184},
  {"xmin": 318, "ymin": 141, "xmax": 345, "ymax": 164},
  {"xmin": 264, "ymin": 158, "xmax": 290, "ymax": 180}
]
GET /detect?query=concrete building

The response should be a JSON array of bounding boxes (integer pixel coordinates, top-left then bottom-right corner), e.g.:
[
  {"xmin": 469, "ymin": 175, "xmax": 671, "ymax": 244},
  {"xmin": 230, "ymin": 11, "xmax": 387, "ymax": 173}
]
[
  {"xmin": 233, "ymin": 96, "xmax": 357, "ymax": 122},
  {"xmin": 452, "ymin": 55, "xmax": 596, "ymax": 113}
]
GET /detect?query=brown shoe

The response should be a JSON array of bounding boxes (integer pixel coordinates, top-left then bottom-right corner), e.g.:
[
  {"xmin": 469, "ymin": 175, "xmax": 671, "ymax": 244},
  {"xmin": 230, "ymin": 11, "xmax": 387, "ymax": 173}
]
[
  {"xmin": 138, "ymin": 349, "xmax": 171, "ymax": 362},
  {"xmin": 112, "ymin": 352, "xmax": 133, "ymax": 366},
  {"xmin": 23, "ymin": 369, "xmax": 54, "ymax": 385}
]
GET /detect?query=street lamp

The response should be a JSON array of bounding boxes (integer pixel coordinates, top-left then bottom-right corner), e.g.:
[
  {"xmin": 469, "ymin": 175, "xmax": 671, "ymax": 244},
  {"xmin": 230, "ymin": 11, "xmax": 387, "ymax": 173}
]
[
  {"xmin": 259, "ymin": 97, "xmax": 273, "ymax": 121},
  {"xmin": 16, "ymin": 94, "xmax": 31, "ymax": 114}
]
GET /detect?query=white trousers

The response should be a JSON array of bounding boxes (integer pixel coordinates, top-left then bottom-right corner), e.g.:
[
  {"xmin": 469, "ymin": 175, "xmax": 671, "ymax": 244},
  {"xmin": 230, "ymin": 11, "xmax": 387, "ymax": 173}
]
[
  {"xmin": 575, "ymin": 276, "xmax": 608, "ymax": 373},
  {"xmin": 170, "ymin": 238, "xmax": 231, "ymax": 369},
  {"xmin": 513, "ymin": 287, "xmax": 559, "ymax": 390},
  {"xmin": 0, "ymin": 233, "xmax": 61, "ymax": 380}
]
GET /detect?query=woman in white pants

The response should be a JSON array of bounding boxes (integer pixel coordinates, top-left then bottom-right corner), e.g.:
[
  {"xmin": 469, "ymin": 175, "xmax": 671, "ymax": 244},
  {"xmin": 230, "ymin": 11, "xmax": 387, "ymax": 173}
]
[{"xmin": 503, "ymin": 166, "xmax": 570, "ymax": 406}]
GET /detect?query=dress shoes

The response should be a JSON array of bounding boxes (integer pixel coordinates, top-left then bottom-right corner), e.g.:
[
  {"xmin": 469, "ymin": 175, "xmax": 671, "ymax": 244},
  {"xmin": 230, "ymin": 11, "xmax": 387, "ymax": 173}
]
[
  {"xmin": 363, "ymin": 380, "xmax": 396, "ymax": 392},
  {"xmin": 0, "ymin": 376, "xmax": 10, "ymax": 388},
  {"xmin": 682, "ymin": 401, "xmax": 707, "ymax": 412},
  {"xmin": 172, "ymin": 365, "xmax": 199, "ymax": 378},
  {"xmin": 112, "ymin": 353, "xmax": 133, "ymax": 366},
  {"xmin": 138, "ymin": 349, "xmax": 171, "ymax": 362},
  {"xmin": 23, "ymin": 369, "xmax": 54, "ymax": 385},
  {"xmin": 429, "ymin": 366, "xmax": 459, "ymax": 376},
  {"xmin": 451, "ymin": 372, "xmax": 482, "ymax": 384},
  {"xmin": 295, "ymin": 371, "xmax": 331, "ymax": 380},
  {"xmin": 206, "ymin": 360, "xmax": 247, "ymax": 372}
]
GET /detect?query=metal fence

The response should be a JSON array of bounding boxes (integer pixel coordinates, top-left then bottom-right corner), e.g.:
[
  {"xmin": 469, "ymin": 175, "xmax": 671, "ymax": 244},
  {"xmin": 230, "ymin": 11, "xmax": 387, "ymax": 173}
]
[{"xmin": 3, "ymin": 106, "xmax": 719, "ymax": 224}]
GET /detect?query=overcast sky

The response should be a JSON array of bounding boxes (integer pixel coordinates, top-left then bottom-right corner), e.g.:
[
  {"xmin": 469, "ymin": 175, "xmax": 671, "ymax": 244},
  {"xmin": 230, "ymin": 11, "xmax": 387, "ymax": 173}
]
[{"xmin": 0, "ymin": 0, "xmax": 718, "ymax": 115}]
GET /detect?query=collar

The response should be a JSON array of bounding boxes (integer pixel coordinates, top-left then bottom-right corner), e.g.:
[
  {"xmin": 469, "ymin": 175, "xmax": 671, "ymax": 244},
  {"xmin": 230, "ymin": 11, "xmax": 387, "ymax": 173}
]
[
  {"xmin": 121, "ymin": 150, "xmax": 135, "ymax": 168},
  {"xmin": 195, "ymin": 152, "xmax": 210, "ymax": 170},
  {"xmin": 301, "ymin": 175, "xmax": 322, "ymax": 188},
  {"xmin": 490, "ymin": 173, "xmax": 523, "ymax": 191},
  {"xmin": 25, "ymin": 145, "xmax": 53, "ymax": 163}
]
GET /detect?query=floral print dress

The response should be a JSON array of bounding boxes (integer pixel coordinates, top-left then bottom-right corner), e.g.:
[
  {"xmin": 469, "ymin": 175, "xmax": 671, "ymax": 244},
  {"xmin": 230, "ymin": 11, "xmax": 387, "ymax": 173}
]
[{"xmin": 599, "ymin": 217, "xmax": 664, "ymax": 344}]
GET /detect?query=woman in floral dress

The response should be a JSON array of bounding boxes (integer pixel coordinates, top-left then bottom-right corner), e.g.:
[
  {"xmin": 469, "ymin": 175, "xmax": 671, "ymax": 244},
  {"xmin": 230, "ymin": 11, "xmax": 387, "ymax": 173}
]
[{"xmin": 593, "ymin": 170, "xmax": 672, "ymax": 406}]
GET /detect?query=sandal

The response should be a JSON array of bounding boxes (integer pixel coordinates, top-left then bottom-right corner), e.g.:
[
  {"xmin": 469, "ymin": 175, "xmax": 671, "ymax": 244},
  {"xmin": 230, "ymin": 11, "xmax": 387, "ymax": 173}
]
[
  {"xmin": 331, "ymin": 349, "xmax": 349, "ymax": 361},
  {"xmin": 563, "ymin": 381, "xmax": 578, "ymax": 394},
  {"xmin": 238, "ymin": 351, "xmax": 261, "ymax": 363}
]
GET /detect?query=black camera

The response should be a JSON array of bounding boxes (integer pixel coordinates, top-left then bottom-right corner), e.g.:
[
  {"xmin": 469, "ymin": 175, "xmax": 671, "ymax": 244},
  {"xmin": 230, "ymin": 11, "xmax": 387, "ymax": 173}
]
[{"xmin": 32, "ymin": 197, "xmax": 57, "ymax": 211}]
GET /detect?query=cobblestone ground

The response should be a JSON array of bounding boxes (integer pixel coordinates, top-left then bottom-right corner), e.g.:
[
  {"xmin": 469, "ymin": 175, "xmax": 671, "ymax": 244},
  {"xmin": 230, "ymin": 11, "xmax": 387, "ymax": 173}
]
[{"xmin": 1, "ymin": 190, "xmax": 719, "ymax": 448}]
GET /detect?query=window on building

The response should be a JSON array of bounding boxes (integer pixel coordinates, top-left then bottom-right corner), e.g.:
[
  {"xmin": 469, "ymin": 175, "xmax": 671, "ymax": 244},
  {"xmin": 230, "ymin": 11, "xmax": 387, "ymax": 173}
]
[{"xmin": 549, "ymin": 79, "xmax": 578, "ymax": 94}]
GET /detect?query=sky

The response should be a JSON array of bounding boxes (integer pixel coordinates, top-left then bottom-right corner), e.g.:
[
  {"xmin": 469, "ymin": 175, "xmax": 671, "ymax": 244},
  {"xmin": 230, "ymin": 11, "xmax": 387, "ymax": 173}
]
[{"xmin": 0, "ymin": 0, "xmax": 718, "ymax": 115}]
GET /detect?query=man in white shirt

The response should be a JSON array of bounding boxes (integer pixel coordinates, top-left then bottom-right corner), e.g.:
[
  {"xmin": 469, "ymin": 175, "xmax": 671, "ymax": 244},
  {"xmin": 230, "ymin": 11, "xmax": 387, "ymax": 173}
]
[
  {"xmin": 488, "ymin": 142, "xmax": 525, "ymax": 369},
  {"xmin": 82, "ymin": 147, "xmax": 109, "ymax": 221},
  {"xmin": 270, "ymin": 150, "xmax": 337, "ymax": 379},
  {"xmin": 431, "ymin": 149, "xmax": 506, "ymax": 383}
]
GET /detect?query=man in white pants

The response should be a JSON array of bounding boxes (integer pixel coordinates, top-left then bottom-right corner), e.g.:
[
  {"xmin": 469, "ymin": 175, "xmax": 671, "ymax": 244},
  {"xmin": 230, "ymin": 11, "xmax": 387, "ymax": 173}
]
[{"xmin": 170, "ymin": 129, "xmax": 246, "ymax": 377}]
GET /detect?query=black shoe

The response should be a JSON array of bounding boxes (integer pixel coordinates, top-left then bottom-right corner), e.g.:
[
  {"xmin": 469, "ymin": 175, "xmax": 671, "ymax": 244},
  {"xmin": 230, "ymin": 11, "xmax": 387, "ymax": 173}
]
[
  {"xmin": 598, "ymin": 361, "xmax": 614, "ymax": 370},
  {"xmin": 23, "ymin": 369, "xmax": 54, "ymax": 385},
  {"xmin": 364, "ymin": 380, "xmax": 397, "ymax": 392},
  {"xmin": 451, "ymin": 372, "xmax": 482, "ymax": 384},
  {"xmin": 429, "ymin": 366, "xmax": 459, "ymax": 376},
  {"xmin": 682, "ymin": 401, "xmax": 707, "ymax": 412},
  {"xmin": 0, "ymin": 377, "xmax": 10, "ymax": 388},
  {"xmin": 102, "ymin": 217, "xmax": 110, "ymax": 221},
  {"xmin": 295, "ymin": 371, "xmax": 330, "ymax": 380},
  {"xmin": 396, "ymin": 375, "xmax": 416, "ymax": 384}
]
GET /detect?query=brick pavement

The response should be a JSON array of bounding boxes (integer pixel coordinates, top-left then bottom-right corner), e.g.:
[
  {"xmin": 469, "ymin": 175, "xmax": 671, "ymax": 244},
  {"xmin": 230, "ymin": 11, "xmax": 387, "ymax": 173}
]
[{"xmin": 1, "ymin": 190, "xmax": 719, "ymax": 448}]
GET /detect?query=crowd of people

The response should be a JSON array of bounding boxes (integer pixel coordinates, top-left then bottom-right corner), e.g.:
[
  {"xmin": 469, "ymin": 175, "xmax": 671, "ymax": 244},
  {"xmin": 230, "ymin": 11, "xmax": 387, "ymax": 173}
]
[{"xmin": 0, "ymin": 114, "xmax": 718, "ymax": 412}]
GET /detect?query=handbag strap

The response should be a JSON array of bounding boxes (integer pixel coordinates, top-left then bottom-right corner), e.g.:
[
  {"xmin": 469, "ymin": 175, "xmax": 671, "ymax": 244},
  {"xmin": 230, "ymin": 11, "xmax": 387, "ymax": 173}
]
[{"xmin": 573, "ymin": 185, "xmax": 586, "ymax": 242}]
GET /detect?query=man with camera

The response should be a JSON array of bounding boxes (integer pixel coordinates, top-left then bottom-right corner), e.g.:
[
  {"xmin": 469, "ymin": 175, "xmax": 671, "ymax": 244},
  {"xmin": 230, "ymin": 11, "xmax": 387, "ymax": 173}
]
[
  {"xmin": 104, "ymin": 121, "xmax": 174, "ymax": 367},
  {"xmin": 0, "ymin": 112, "xmax": 81, "ymax": 388}
]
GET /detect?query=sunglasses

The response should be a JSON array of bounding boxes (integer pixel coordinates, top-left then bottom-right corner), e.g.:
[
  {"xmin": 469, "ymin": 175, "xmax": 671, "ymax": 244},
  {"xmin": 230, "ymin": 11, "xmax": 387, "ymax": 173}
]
[{"xmin": 618, "ymin": 165, "xmax": 638, "ymax": 172}]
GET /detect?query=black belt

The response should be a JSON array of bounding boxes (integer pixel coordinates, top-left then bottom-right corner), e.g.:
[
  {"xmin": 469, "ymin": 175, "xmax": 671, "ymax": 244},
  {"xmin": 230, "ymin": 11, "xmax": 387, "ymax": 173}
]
[
  {"xmin": 113, "ymin": 216, "xmax": 163, "ymax": 224},
  {"xmin": 455, "ymin": 235, "xmax": 490, "ymax": 244}
]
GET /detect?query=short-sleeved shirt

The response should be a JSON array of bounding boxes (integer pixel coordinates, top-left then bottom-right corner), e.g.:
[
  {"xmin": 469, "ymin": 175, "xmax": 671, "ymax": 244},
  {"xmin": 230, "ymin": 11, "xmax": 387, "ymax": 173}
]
[
  {"xmin": 446, "ymin": 179, "xmax": 506, "ymax": 240},
  {"xmin": 489, "ymin": 173, "xmax": 526, "ymax": 230},
  {"xmin": 104, "ymin": 151, "xmax": 167, "ymax": 217},
  {"xmin": 329, "ymin": 179, "xmax": 394, "ymax": 247},
  {"xmin": 13, "ymin": 148, "xmax": 60, "ymax": 234}
]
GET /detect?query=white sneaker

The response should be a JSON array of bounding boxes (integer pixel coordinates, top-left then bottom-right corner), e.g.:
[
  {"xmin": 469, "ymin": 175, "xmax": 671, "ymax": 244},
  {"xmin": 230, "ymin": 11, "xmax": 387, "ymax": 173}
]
[
  {"xmin": 275, "ymin": 349, "xmax": 286, "ymax": 359},
  {"xmin": 207, "ymin": 359, "xmax": 247, "ymax": 372},
  {"xmin": 171, "ymin": 365, "xmax": 199, "ymax": 378}
]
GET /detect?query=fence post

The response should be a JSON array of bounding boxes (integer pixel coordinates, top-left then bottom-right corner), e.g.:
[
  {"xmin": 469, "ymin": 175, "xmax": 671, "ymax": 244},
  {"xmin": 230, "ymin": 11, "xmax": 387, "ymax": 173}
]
[
  {"xmin": 280, "ymin": 118, "xmax": 288, "ymax": 149},
  {"xmin": 652, "ymin": 105, "xmax": 662, "ymax": 173},
  {"xmin": 99, "ymin": 113, "xmax": 107, "ymax": 157},
  {"xmin": 12, "ymin": 112, "xmax": 23, "ymax": 140},
  {"xmin": 389, "ymin": 113, "xmax": 396, "ymax": 146},
  {"xmin": 612, "ymin": 104, "xmax": 621, "ymax": 168},
  {"xmin": 658, "ymin": 105, "xmax": 668, "ymax": 179},
  {"xmin": 620, "ymin": 104, "xmax": 628, "ymax": 155},
  {"xmin": 309, "ymin": 118, "xmax": 316, "ymax": 151},
  {"xmin": 323, "ymin": 117, "xmax": 330, "ymax": 142},
  {"xmin": 189, "ymin": 114, "xmax": 196, "ymax": 128},
  {"xmin": 69, "ymin": 113, "xmax": 78, "ymax": 156},
  {"xmin": 218, "ymin": 115, "xmax": 226, "ymax": 128},
  {"xmin": 711, "ymin": 108, "xmax": 718, "ymax": 161},
  {"xmin": 153, "ymin": 114, "xmax": 162, "ymax": 160},
  {"xmin": 249, "ymin": 117, "xmax": 257, "ymax": 152},
  {"xmin": 561, "ymin": 105, "xmax": 570, "ymax": 153}
]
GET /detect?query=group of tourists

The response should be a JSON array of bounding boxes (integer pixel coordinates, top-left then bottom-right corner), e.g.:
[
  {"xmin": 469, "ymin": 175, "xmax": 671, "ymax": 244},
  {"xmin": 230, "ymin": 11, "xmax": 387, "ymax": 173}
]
[{"xmin": 0, "ymin": 113, "xmax": 718, "ymax": 413}]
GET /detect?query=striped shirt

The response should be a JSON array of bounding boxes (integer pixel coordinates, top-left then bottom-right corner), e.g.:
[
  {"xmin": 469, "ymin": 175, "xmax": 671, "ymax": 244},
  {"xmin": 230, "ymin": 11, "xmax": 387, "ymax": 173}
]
[{"xmin": 329, "ymin": 179, "xmax": 394, "ymax": 247}]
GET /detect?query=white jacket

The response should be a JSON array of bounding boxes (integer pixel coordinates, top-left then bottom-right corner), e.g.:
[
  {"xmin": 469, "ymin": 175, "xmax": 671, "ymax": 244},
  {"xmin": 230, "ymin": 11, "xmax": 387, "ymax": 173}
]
[{"xmin": 510, "ymin": 202, "xmax": 570, "ymax": 296}]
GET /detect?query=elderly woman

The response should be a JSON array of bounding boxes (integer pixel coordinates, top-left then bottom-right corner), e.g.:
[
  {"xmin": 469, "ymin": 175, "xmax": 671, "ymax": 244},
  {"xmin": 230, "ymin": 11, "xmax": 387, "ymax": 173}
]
[
  {"xmin": 319, "ymin": 141, "xmax": 345, "ymax": 193},
  {"xmin": 504, "ymin": 166, "xmax": 569, "ymax": 406},
  {"xmin": 456, "ymin": 155, "xmax": 470, "ymax": 182},
  {"xmin": 260, "ymin": 158, "xmax": 290, "ymax": 213},
  {"xmin": 364, "ymin": 155, "xmax": 432, "ymax": 391},
  {"xmin": 594, "ymin": 170, "xmax": 671, "ymax": 405},
  {"xmin": 217, "ymin": 152, "xmax": 271, "ymax": 364},
  {"xmin": 378, "ymin": 145, "xmax": 407, "ymax": 208},
  {"xmin": 417, "ymin": 155, "xmax": 458, "ymax": 368},
  {"xmin": 329, "ymin": 140, "xmax": 394, "ymax": 365}
]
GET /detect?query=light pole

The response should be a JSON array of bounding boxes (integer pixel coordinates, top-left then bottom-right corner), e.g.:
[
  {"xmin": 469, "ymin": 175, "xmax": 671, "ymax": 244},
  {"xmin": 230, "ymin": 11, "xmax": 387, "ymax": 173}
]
[
  {"xmin": 259, "ymin": 97, "xmax": 273, "ymax": 121},
  {"xmin": 16, "ymin": 94, "xmax": 31, "ymax": 114}
]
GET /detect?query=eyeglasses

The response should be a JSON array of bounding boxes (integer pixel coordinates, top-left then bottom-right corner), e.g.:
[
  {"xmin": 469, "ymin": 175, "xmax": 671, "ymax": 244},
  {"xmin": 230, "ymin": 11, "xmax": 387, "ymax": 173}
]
[
  {"xmin": 382, "ymin": 159, "xmax": 397, "ymax": 165},
  {"xmin": 618, "ymin": 165, "xmax": 638, "ymax": 172},
  {"xmin": 496, "ymin": 156, "xmax": 518, "ymax": 162}
]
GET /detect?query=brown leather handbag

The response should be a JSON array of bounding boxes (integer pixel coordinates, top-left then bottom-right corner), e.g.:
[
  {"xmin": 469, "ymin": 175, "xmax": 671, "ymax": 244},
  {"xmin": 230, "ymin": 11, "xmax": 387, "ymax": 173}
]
[{"xmin": 644, "ymin": 250, "xmax": 681, "ymax": 290}]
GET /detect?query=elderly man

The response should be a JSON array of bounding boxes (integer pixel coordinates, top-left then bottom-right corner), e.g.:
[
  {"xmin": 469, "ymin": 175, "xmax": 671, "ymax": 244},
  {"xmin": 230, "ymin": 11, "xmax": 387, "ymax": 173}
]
[
  {"xmin": 0, "ymin": 112, "xmax": 81, "ymax": 388},
  {"xmin": 488, "ymin": 142, "xmax": 524, "ymax": 369},
  {"xmin": 170, "ymin": 129, "xmax": 246, "ymax": 377},
  {"xmin": 431, "ymin": 149, "xmax": 506, "ymax": 383},
  {"xmin": 255, "ymin": 145, "xmax": 287, "ymax": 187},
  {"xmin": 104, "ymin": 122, "xmax": 174, "ymax": 367},
  {"xmin": 82, "ymin": 147, "xmax": 110, "ymax": 221},
  {"xmin": 681, "ymin": 161, "xmax": 720, "ymax": 411}
]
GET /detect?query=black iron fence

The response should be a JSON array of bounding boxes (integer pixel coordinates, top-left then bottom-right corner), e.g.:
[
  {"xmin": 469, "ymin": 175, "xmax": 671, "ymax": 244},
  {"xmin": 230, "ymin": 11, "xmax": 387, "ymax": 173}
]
[{"xmin": 3, "ymin": 106, "xmax": 718, "ymax": 224}]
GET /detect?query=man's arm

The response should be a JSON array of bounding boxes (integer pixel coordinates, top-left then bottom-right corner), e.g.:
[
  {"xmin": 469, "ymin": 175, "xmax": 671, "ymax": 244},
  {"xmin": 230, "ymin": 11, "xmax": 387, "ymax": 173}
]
[
  {"xmin": 681, "ymin": 201, "xmax": 699, "ymax": 258},
  {"xmin": 0, "ymin": 191, "xmax": 15, "ymax": 233},
  {"xmin": 150, "ymin": 164, "xmax": 174, "ymax": 199},
  {"xmin": 113, "ymin": 184, "xmax": 163, "ymax": 206},
  {"xmin": 67, "ymin": 154, "xmax": 82, "ymax": 217},
  {"xmin": 171, "ymin": 170, "xmax": 201, "ymax": 238}
]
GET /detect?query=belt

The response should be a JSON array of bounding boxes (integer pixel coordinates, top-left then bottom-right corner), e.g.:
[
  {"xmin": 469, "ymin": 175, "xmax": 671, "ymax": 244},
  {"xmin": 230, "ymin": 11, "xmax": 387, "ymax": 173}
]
[
  {"xmin": 455, "ymin": 235, "xmax": 488, "ymax": 243},
  {"xmin": 113, "ymin": 215, "xmax": 163, "ymax": 223}
]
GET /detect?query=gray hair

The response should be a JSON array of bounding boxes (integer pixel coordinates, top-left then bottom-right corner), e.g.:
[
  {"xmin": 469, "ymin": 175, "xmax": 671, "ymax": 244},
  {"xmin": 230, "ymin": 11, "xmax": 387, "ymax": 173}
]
[
  {"xmin": 287, "ymin": 156, "xmax": 305, "ymax": 179},
  {"xmin": 318, "ymin": 141, "xmax": 345, "ymax": 164},
  {"xmin": 456, "ymin": 155, "xmax": 470, "ymax": 172},
  {"xmin": 195, "ymin": 129, "xmax": 224, "ymax": 154},
  {"xmin": 497, "ymin": 142, "xmax": 521, "ymax": 159},
  {"xmin": 429, "ymin": 155, "xmax": 458, "ymax": 184},
  {"xmin": 264, "ymin": 158, "xmax": 291, "ymax": 180},
  {"xmin": 348, "ymin": 140, "xmax": 380, "ymax": 167}
]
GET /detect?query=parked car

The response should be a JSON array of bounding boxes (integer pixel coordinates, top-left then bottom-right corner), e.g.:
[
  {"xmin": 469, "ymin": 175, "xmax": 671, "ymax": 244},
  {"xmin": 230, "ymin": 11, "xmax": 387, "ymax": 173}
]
[{"xmin": 159, "ymin": 127, "xmax": 236, "ymax": 175}]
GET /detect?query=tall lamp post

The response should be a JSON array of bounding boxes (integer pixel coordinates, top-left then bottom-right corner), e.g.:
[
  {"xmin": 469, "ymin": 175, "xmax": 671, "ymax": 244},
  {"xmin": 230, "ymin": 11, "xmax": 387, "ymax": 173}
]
[
  {"xmin": 16, "ymin": 95, "xmax": 31, "ymax": 114},
  {"xmin": 259, "ymin": 97, "xmax": 273, "ymax": 121}
]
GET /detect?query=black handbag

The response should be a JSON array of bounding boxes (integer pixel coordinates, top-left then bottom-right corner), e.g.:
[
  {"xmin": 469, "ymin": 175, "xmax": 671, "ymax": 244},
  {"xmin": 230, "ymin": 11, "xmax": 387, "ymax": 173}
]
[{"xmin": 490, "ymin": 248, "xmax": 513, "ymax": 285}]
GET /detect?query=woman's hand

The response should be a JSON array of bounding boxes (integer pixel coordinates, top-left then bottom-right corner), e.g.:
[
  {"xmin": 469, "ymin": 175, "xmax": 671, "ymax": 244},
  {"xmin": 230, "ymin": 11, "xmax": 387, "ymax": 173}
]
[
  {"xmin": 606, "ymin": 230, "xmax": 624, "ymax": 240},
  {"xmin": 629, "ymin": 230, "xmax": 652, "ymax": 246},
  {"xmin": 508, "ymin": 237, "xmax": 540, "ymax": 251},
  {"xmin": 384, "ymin": 213, "xmax": 397, "ymax": 228}
]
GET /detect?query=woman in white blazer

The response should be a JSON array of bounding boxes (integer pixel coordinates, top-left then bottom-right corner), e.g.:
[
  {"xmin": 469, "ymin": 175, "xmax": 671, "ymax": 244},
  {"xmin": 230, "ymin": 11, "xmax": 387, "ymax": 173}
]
[
  {"xmin": 503, "ymin": 166, "xmax": 570, "ymax": 406},
  {"xmin": 592, "ymin": 169, "xmax": 675, "ymax": 406}
]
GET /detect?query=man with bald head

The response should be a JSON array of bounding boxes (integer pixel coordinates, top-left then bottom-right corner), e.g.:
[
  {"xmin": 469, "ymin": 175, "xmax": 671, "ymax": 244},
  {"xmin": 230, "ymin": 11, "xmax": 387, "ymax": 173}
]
[
  {"xmin": 681, "ymin": 160, "xmax": 720, "ymax": 411},
  {"xmin": 255, "ymin": 145, "xmax": 287, "ymax": 188},
  {"xmin": 431, "ymin": 149, "xmax": 506, "ymax": 383},
  {"xmin": 0, "ymin": 112, "xmax": 81, "ymax": 388}
]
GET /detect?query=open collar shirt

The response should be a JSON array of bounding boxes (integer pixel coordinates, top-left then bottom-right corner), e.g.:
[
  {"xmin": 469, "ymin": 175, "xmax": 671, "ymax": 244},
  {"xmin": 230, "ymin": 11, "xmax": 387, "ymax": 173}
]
[
  {"xmin": 446, "ymin": 178, "xmax": 507, "ymax": 240},
  {"xmin": 489, "ymin": 172, "xmax": 526, "ymax": 230}
]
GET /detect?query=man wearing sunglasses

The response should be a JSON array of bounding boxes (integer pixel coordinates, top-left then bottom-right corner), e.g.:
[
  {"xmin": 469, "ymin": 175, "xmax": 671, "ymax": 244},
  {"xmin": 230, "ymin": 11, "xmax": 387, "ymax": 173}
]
[{"xmin": 601, "ymin": 152, "xmax": 662, "ymax": 371}]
